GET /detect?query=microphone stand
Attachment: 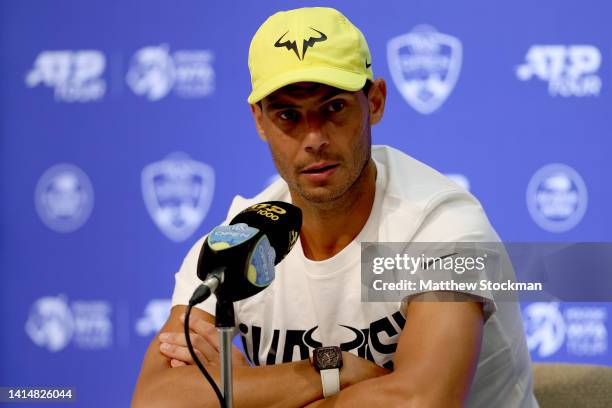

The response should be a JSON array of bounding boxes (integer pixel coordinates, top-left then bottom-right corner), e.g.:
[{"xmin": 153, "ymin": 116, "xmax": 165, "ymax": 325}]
[{"xmin": 215, "ymin": 299, "xmax": 236, "ymax": 408}]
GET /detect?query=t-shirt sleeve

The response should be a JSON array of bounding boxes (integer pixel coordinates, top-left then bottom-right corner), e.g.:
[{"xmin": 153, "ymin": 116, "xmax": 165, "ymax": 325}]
[
  {"xmin": 407, "ymin": 193, "xmax": 503, "ymax": 322},
  {"xmin": 171, "ymin": 235, "xmax": 217, "ymax": 315}
]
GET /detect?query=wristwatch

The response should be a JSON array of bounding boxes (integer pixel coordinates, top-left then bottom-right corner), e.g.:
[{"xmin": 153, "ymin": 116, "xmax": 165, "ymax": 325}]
[{"xmin": 312, "ymin": 346, "xmax": 343, "ymax": 398}]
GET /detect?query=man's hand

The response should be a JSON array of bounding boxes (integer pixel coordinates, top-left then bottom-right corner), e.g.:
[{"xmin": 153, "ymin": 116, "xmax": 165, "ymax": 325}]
[
  {"xmin": 158, "ymin": 312, "xmax": 250, "ymax": 368},
  {"xmin": 133, "ymin": 305, "xmax": 400, "ymax": 408}
]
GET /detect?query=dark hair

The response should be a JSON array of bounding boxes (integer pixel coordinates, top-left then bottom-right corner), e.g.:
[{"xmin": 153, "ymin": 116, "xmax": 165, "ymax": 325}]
[
  {"xmin": 256, "ymin": 80, "xmax": 373, "ymax": 108},
  {"xmin": 362, "ymin": 79, "xmax": 372, "ymax": 96}
]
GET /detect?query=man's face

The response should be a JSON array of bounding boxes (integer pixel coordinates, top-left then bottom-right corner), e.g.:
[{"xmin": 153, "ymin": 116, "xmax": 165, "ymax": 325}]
[{"xmin": 252, "ymin": 82, "xmax": 373, "ymax": 204}]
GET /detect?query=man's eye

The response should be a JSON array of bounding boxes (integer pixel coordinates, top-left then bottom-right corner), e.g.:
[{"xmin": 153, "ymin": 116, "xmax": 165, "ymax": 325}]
[
  {"xmin": 326, "ymin": 100, "xmax": 345, "ymax": 113},
  {"xmin": 279, "ymin": 110, "xmax": 300, "ymax": 121}
]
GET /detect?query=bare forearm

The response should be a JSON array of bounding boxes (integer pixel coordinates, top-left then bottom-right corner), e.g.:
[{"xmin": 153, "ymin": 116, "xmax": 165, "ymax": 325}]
[
  {"xmin": 134, "ymin": 306, "xmax": 391, "ymax": 408},
  {"xmin": 303, "ymin": 374, "xmax": 402, "ymax": 408},
  {"xmin": 133, "ymin": 359, "xmax": 323, "ymax": 408},
  {"xmin": 304, "ymin": 371, "xmax": 462, "ymax": 408}
]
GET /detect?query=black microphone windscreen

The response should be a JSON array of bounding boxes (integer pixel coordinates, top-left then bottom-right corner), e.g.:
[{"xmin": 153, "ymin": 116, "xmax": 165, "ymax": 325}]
[{"xmin": 230, "ymin": 201, "xmax": 302, "ymax": 264}]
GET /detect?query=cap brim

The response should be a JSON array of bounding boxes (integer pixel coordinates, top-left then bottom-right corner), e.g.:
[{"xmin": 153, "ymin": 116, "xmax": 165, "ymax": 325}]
[{"xmin": 247, "ymin": 67, "xmax": 368, "ymax": 104}]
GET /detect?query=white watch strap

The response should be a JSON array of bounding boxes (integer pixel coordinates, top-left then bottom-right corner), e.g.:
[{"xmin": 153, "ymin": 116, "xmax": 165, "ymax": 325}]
[{"xmin": 320, "ymin": 368, "xmax": 340, "ymax": 398}]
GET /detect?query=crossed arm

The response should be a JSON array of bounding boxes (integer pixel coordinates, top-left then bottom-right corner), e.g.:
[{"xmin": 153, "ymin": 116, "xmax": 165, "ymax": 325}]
[{"xmin": 131, "ymin": 295, "xmax": 484, "ymax": 407}]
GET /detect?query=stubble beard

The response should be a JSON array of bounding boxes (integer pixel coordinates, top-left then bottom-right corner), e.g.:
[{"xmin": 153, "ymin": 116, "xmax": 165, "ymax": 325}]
[{"xmin": 284, "ymin": 141, "xmax": 372, "ymax": 207}]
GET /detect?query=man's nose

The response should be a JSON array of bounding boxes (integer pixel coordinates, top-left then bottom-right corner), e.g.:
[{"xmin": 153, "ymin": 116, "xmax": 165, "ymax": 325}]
[{"xmin": 303, "ymin": 114, "xmax": 329, "ymax": 153}]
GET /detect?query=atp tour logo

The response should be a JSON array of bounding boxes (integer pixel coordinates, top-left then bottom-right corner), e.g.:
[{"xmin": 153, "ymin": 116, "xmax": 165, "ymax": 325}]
[
  {"xmin": 25, "ymin": 50, "xmax": 106, "ymax": 102},
  {"xmin": 126, "ymin": 44, "xmax": 215, "ymax": 101},
  {"xmin": 523, "ymin": 303, "xmax": 607, "ymax": 358},
  {"xmin": 142, "ymin": 153, "xmax": 215, "ymax": 242},
  {"xmin": 526, "ymin": 163, "xmax": 588, "ymax": 233},
  {"xmin": 387, "ymin": 25, "xmax": 462, "ymax": 114},
  {"xmin": 135, "ymin": 299, "xmax": 171, "ymax": 337},
  {"xmin": 516, "ymin": 45, "xmax": 602, "ymax": 97},
  {"xmin": 25, "ymin": 295, "xmax": 114, "ymax": 352},
  {"xmin": 35, "ymin": 164, "xmax": 94, "ymax": 233}
]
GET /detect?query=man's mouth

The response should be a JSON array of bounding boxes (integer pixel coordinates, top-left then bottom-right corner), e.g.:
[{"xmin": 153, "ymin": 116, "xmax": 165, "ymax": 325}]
[{"xmin": 301, "ymin": 163, "xmax": 339, "ymax": 174}]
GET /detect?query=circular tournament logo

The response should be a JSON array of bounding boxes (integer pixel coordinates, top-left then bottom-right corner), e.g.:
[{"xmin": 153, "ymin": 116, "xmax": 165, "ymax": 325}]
[
  {"xmin": 25, "ymin": 296, "xmax": 75, "ymax": 352},
  {"xmin": 35, "ymin": 163, "xmax": 94, "ymax": 233},
  {"xmin": 526, "ymin": 163, "xmax": 587, "ymax": 233},
  {"xmin": 523, "ymin": 302, "xmax": 566, "ymax": 358},
  {"xmin": 126, "ymin": 45, "xmax": 176, "ymax": 101}
]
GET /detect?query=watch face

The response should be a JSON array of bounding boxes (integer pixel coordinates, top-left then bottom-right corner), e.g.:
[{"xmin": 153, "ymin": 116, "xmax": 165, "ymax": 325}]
[{"xmin": 315, "ymin": 347, "xmax": 342, "ymax": 370}]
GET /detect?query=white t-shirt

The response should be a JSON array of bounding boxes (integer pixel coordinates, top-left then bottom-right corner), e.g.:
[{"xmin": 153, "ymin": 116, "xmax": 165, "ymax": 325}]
[{"xmin": 172, "ymin": 145, "xmax": 538, "ymax": 407}]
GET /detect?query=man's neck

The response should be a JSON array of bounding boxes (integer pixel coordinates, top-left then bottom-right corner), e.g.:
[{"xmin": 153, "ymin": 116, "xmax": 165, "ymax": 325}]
[{"xmin": 293, "ymin": 160, "xmax": 377, "ymax": 261}]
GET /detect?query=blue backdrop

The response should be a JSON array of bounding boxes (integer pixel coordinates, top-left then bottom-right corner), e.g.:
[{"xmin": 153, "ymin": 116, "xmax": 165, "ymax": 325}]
[{"xmin": 1, "ymin": 1, "xmax": 610, "ymax": 406}]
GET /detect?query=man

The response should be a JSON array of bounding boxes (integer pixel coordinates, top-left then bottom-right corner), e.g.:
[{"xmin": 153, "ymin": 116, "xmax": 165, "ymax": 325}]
[{"xmin": 132, "ymin": 7, "xmax": 537, "ymax": 407}]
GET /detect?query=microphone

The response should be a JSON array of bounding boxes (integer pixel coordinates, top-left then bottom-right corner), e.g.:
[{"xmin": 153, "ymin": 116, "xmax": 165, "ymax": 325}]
[
  {"xmin": 185, "ymin": 201, "xmax": 301, "ymax": 407},
  {"xmin": 189, "ymin": 201, "xmax": 302, "ymax": 306}
]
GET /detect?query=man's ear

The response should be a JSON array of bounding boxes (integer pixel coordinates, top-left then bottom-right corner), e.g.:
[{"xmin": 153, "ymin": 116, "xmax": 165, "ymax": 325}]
[
  {"xmin": 367, "ymin": 78, "xmax": 387, "ymax": 125},
  {"xmin": 250, "ymin": 103, "xmax": 268, "ymax": 142}
]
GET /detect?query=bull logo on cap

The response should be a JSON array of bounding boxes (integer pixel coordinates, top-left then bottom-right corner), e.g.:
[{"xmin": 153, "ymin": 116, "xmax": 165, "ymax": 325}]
[
  {"xmin": 274, "ymin": 27, "xmax": 328, "ymax": 61},
  {"xmin": 387, "ymin": 25, "xmax": 462, "ymax": 114}
]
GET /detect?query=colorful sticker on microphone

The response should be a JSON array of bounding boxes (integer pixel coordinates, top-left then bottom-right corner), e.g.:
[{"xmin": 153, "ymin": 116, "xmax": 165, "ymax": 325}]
[
  {"xmin": 208, "ymin": 223, "xmax": 259, "ymax": 250},
  {"xmin": 247, "ymin": 235, "xmax": 276, "ymax": 287}
]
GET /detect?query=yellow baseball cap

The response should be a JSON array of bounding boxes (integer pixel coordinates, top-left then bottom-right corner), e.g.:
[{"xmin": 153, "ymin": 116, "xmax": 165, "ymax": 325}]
[{"xmin": 247, "ymin": 7, "xmax": 374, "ymax": 104}]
